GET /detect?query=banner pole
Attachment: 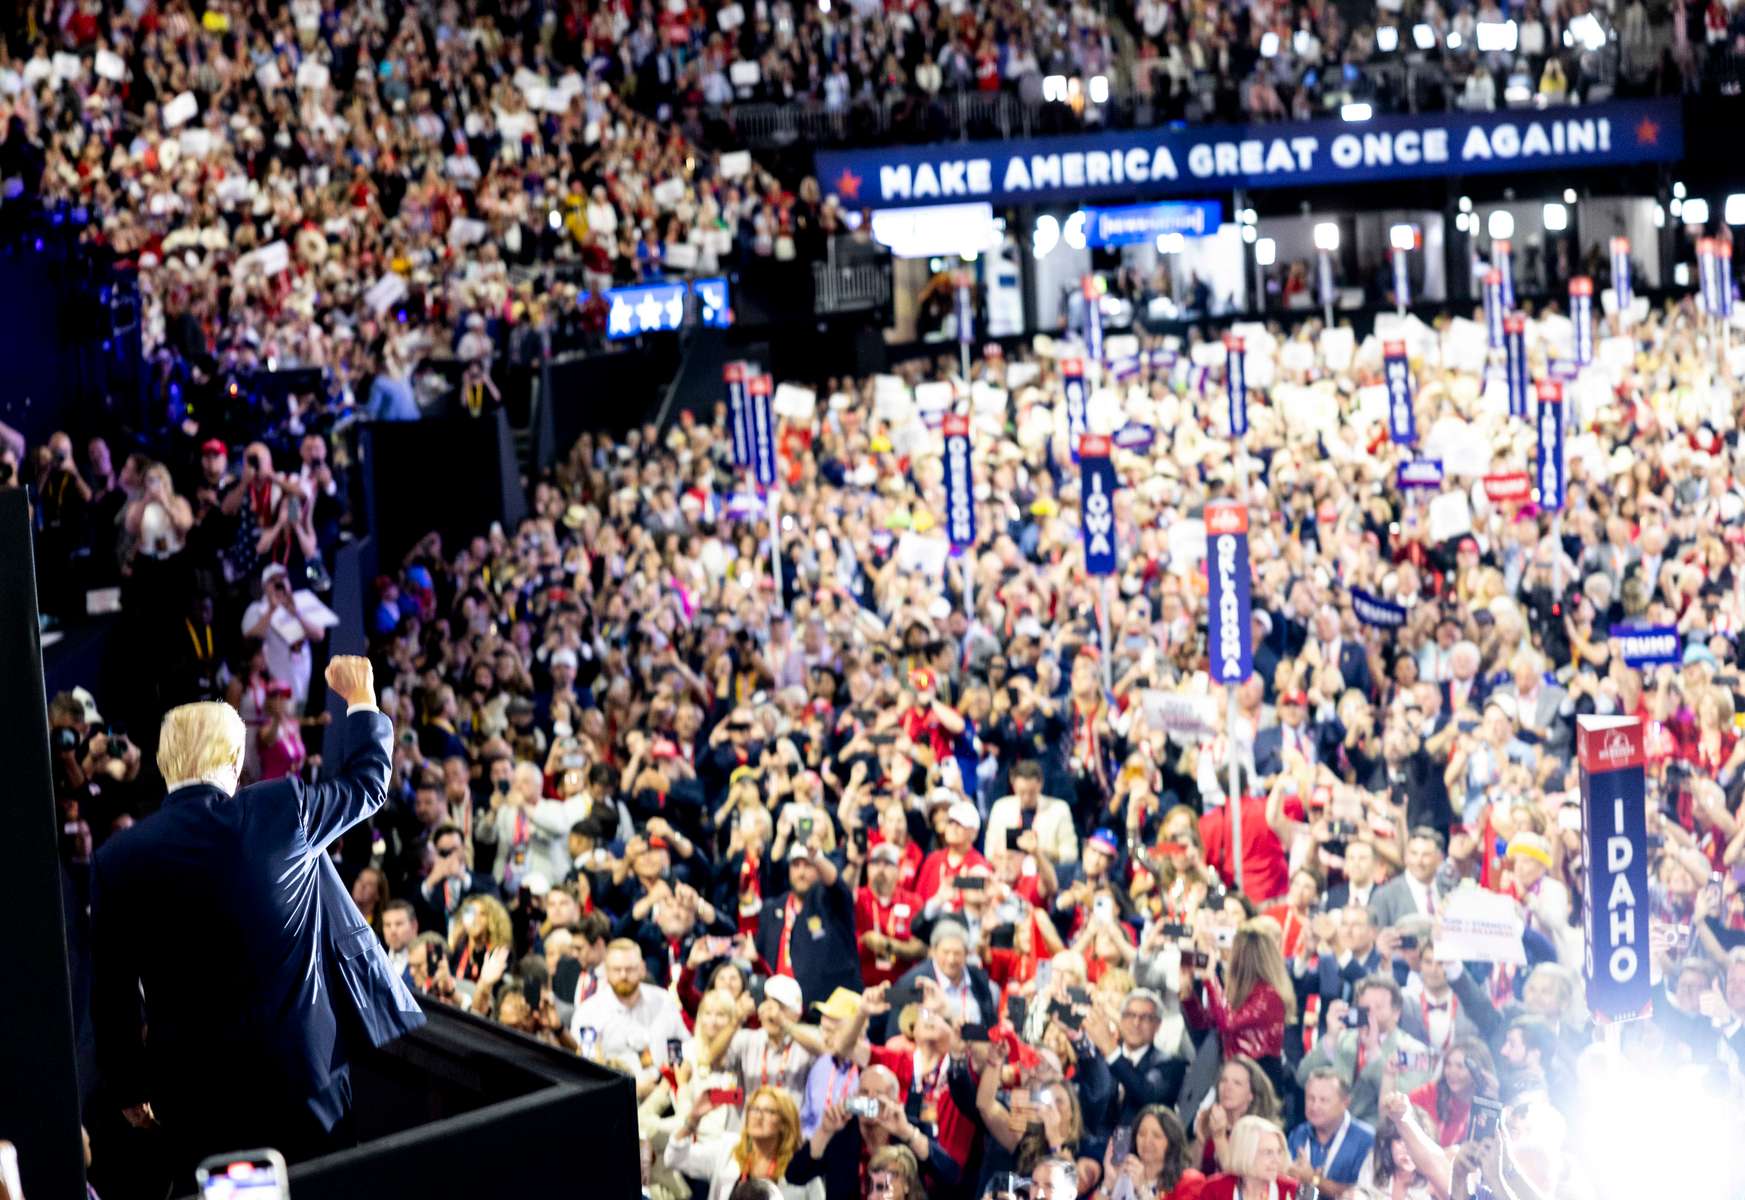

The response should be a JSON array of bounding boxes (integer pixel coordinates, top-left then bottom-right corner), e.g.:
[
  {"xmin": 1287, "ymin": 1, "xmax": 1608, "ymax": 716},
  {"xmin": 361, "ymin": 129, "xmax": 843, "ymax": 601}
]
[
  {"xmin": 1098, "ymin": 575, "xmax": 1113, "ymax": 694},
  {"xmin": 768, "ymin": 484, "xmax": 784, "ymax": 613},
  {"xmin": 1228, "ymin": 451, "xmax": 1249, "ymax": 893}
]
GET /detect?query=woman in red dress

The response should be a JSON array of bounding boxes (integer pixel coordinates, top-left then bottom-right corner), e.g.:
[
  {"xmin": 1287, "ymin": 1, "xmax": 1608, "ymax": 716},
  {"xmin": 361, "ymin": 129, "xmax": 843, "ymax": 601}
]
[
  {"xmin": 1406, "ymin": 1037, "xmax": 1499, "ymax": 1148},
  {"xmin": 1182, "ymin": 920, "xmax": 1295, "ymax": 1102}
]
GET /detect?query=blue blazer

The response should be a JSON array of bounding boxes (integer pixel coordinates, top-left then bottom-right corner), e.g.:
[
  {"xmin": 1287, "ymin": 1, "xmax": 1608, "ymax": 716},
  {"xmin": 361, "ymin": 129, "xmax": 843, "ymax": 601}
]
[{"xmin": 91, "ymin": 709, "xmax": 425, "ymax": 1131}]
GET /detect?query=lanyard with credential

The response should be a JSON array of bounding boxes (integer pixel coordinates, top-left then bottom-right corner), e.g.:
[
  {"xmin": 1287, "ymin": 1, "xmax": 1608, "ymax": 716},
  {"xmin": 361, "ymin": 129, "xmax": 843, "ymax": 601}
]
[{"xmin": 1312, "ymin": 1110, "xmax": 1353, "ymax": 1174}]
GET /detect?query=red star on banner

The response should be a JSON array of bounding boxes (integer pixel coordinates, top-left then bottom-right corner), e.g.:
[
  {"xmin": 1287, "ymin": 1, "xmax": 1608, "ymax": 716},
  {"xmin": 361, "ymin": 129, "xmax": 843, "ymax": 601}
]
[
  {"xmin": 1635, "ymin": 118, "xmax": 1659, "ymax": 145},
  {"xmin": 835, "ymin": 168, "xmax": 862, "ymax": 201}
]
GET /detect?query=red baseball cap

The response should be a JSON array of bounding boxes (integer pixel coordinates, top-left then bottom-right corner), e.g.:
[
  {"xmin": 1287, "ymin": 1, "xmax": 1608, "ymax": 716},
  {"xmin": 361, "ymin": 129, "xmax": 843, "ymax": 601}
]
[
  {"xmin": 200, "ymin": 438, "xmax": 227, "ymax": 456},
  {"xmin": 909, "ymin": 667, "xmax": 935, "ymax": 691}
]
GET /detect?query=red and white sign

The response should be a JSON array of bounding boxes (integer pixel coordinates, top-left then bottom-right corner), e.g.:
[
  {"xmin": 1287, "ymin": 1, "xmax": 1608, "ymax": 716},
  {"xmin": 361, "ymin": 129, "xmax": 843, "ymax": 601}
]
[
  {"xmin": 1078, "ymin": 433, "xmax": 1111, "ymax": 458},
  {"xmin": 1483, "ymin": 472, "xmax": 1532, "ymax": 504},
  {"xmin": 1206, "ymin": 502, "xmax": 1250, "ymax": 537},
  {"xmin": 1578, "ymin": 716, "xmax": 1645, "ymax": 774},
  {"xmin": 942, "ymin": 413, "xmax": 969, "ymax": 438}
]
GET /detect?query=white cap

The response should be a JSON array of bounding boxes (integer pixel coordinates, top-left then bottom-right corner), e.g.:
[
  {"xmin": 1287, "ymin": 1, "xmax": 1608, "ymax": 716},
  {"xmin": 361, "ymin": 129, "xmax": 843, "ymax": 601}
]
[
  {"xmin": 763, "ymin": 974, "xmax": 804, "ymax": 1015},
  {"xmin": 947, "ymin": 801, "xmax": 981, "ymax": 831}
]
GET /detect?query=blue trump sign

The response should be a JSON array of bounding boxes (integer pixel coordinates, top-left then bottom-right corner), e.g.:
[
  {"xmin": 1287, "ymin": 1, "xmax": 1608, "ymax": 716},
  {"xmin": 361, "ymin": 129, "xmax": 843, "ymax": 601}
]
[
  {"xmin": 1351, "ymin": 587, "xmax": 1408, "ymax": 630},
  {"xmin": 1205, "ymin": 502, "xmax": 1253, "ymax": 683},
  {"xmin": 1609, "ymin": 625, "xmax": 1681, "ymax": 667},
  {"xmin": 1063, "ymin": 358, "xmax": 1089, "ymax": 462},
  {"xmin": 1080, "ymin": 435, "xmax": 1118, "ymax": 576},
  {"xmin": 818, "ymin": 101, "xmax": 1681, "ymax": 209},
  {"xmin": 1578, "ymin": 716, "xmax": 1652, "ymax": 1021},
  {"xmin": 1383, "ymin": 340, "xmax": 1414, "ymax": 445},
  {"xmin": 1084, "ymin": 200, "xmax": 1221, "ymax": 247}
]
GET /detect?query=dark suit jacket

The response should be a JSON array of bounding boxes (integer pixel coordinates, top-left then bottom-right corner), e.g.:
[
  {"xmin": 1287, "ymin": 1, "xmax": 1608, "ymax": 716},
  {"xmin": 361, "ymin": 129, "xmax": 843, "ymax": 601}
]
[
  {"xmin": 885, "ymin": 958, "xmax": 998, "ymax": 1034},
  {"xmin": 1253, "ymin": 719, "xmax": 1343, "ymax": 780},
  {"xmin": 91, "ymin": 710, "xmax": 425, "ymax": 1136},
  {"xmin": 1107, "ymin": 1044, "xmax": 1188, "ymax": 1126},
  {"xmin": 1367, "ymin": 875, "xmax": 1428, "ymax": 929},
  {"xmin": 753, "ymin": 876, "xmax": 863, "ymax": 1009}
]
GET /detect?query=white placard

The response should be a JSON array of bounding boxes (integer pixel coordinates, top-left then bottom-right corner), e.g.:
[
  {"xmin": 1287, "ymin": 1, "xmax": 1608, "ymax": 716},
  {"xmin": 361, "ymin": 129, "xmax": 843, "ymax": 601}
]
[
  {"xmin": 664, "ymin": 242, "xmax": 698, "ymax": 270},
  {"xmin": 895, "ymin": 532, "xmax": 950, "ymax": 578},
  {"xmin": 1442, "ymin": 318, "xmax": 1487, "ymax": 374},
  {"xmin": 252, "ymin": 240, "xmax": 290, "ymax": 277},
  {"xmin": 364, "ymin": 272, "xmax": 409, "ymax": 316},
  {"xmin": 1434, "ymin": 887, "xmax": 1526, "ymax": 965},
  {"xmin": 718, "ymin": 150, "xmax": 752, "ymax": 180},
  {"xmin": 1424, "ymin": 417, "xmax": 1490, "ymax": 478},
  {"xmin": 971, "ymin": 381, "xmax": 1007, "ymax": 414},
  {"xmin": 295, "ymin": 59, "xmax": 329, "ymax": 90},
  {"xmin": 1320, "ymin": 327, "xmax": 1355, "ymax": 373},
  {"xmin": 774, "ymin": 382, "xmax": 816, "ymax": 420},
  {"xmin": 162, "ymin": 90, "xmax": 198, "ymax": 129},
  {"xmin": 1245, "ymin": 350, "xmax": 1275, "ymax": 391},
  {"xmin": 52, "ymin": 52, "xmax": 82, "ymax": 82},
  {"xmin": 652, "ymin": 177, "xmax": 686, "ymax": 210},
  {"xmin": 1142, "ymin": 689, "xmax": 1216, "ymax": 740},
  {"xmin": 1279, "ymin": 341, "xmax": 1316, "ymax": 374},
  {"xmin": 1355, "ymin": 383, "xmax": 1389, "ymax": 427},
  {"xmin": 95, "ymin": 49, "xmax": 126, "ymax": 82},
  {"xmin": 255, "ymin": 61, "xmax": 283, "ymax": 91},
  {"xmin": 1190, "ymin": 340, "xmax": 1226, "ymax": 368},
  {"xmin": 178, "ymin": 128, "xmax": 214, "ymax": 158},
  {"xmin": 717, "ymin": 2, "xmax": 745, "ymax": 29},
  {"xmin": 448, "ymin": 217, "xmax": 488, "ymax": 247},
  {"xmin": 914, "ymin": 381, "xmax": 954, "ymax": 413},
  {"xmin": 1427, "ymin": 489, "xmax": 1473, "ymax": 543},
  {"xmin": 1167, "ymin": 518, "xmax": 1207, "ymax": 572},
  {"xmin": 1005, "ymin": 362, "xmax": 1040, "ymax": 390},
  {"xmin": 728, "ymin": 60, "xmax": 760, "ymax": 87}
]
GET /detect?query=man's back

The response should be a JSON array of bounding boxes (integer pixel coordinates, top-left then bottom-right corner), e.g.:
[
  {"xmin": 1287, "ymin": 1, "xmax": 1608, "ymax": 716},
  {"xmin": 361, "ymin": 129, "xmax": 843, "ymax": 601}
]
[{"xmin": 90, "ymin": 701, "xmax": 417, "ymax": 1146}]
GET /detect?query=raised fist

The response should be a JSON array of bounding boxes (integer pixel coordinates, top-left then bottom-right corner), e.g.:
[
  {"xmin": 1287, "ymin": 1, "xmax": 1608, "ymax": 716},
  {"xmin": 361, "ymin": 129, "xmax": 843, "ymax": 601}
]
[{"xmin": 325, "ymin": 655, "xmax": 376, "ymax": 709}]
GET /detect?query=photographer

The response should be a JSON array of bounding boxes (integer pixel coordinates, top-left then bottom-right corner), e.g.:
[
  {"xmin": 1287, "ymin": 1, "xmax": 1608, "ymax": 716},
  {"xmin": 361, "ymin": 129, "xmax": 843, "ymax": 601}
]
[{"xmin": 241, "ymin": 563, "xmax": 325, "ymax": 710}]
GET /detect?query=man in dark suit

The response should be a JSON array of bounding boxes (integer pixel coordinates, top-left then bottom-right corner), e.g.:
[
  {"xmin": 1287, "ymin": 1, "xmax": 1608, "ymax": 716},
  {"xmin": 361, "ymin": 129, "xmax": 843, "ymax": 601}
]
[
  {"xmin": 1103, "ymin": 988, "xmax": 1187, "ymax": 1124},
  {"xmin": 1252, "ymin": 690, "xmax": 1343, "ymax": 781},
  {"xmin": 886, "ymin": 921, "xmax": 998, "ymax": 1030},
  {"xmin": 754, "ymin": 842, "xmax": 862, "ymax": 1010},
  {"xmin": 91, "ymin": 657, "xmax": 424, "ymax": 1179},
  {"xmin": 1308, "ymin": 606, "xmax": 1375, "ymax": 698}
]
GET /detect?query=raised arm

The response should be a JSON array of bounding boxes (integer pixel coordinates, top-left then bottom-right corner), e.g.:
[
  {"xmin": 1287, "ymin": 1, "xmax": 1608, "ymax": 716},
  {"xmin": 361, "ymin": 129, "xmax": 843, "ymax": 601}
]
[{"xmin": 290, "ymin": 657, "xmax": 392, "ymax": 848}]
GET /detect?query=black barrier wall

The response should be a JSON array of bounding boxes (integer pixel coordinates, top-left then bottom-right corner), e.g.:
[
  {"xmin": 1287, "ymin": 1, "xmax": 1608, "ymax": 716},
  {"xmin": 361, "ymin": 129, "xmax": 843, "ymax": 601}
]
[{"xmin": 0, "ymin": 488, "xmax": 90, "ymax": 1199}]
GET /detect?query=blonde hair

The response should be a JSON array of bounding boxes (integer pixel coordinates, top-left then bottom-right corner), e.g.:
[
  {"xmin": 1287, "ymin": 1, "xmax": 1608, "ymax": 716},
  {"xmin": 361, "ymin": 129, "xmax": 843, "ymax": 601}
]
[
  {"xmin": 1227, "ymin": 919, "xmax": 1297, "ymax": 1013},
  {"xmin": 732, "ymin": 1085, "xmax": 801, "ymax": 1178},
  {"xmin": 1223, "ymin": 1115, "xmax": 1287, "ymax": 1178},
  {"xmin": 158, "ymin": 702, "xmax": 246, "ymax": 785}
]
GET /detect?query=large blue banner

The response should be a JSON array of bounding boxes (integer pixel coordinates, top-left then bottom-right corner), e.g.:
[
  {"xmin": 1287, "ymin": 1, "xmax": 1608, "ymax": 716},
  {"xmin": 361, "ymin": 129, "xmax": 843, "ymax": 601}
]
[
  {"xmin": 606, "ymin": 280, "xmax": 687, "ymax": 340},
  {"xmin": 1504, "ymin": 314, "xmax": 1528, "ymax": 420},
  {"xmin": 1537, "ymin": 381, "xmax": 1565, "ymax": 511},
  {"xmin": 1577, "ymin": 716, "xmax": 1652, "ymax": 1021},
  {"xmin": 1080, "ymin": 435, "xmax": 1118, "ymax": 576},
  {"xmin": 1226, "ymin": 335, "xmax": 1248, "ymax": 438},
  {"xmin": 1085, "ymin": 200, "xmax": 1221, "ymax": 246},
  {"xmin": 943, "ymin": 413, "xmax": 976, "ymax": 549},
  {"xmin": 1384, "ymin": 340, "xmax": 1415, "ymax": 445},
  {"xmin": 748, "ymin": 373, "xmax": 777, "ymax": 487},
  {"xmin": 816, "ymin": 101, "xmax": 1681, "ymax": 209},
  {"xmin": 1205, "ymin": 502, "xmax": 1253, "ymax": 683},
  {"xmin": 725, "ymin": 362, "xmax": 750, "ymax": 469}
]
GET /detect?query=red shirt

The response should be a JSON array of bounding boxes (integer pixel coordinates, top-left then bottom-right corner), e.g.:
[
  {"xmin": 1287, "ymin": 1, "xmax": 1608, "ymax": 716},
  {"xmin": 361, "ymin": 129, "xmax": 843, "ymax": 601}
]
[
  {"xmin": 868, "ymin": 832, "xmax": 924, "ymax": 892},
  {"xmin": 1199, "ymin": 795, "xmax": 1296, "ymax": 902},
  {"xmin": 855, "ymin": 885, "xmax": 923, "ymax": 987},
  {"xmin": 1262, "ymin": 904, "xmax": 1310, "ymax": 959},
  {"xmin": 1409, "ymin": 1081, "xmax": 1471, "ymax": 1148},
  {"xmin": 915, "ymin": 847, "xmax": 992, "ymax": 903}
]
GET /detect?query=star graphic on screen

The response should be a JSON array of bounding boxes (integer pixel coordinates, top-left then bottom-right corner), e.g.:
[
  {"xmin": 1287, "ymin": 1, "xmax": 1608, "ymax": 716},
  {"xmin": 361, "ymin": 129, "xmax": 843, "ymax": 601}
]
[
  {"xmin": 699, "ymin": 284, "xmax": 722, "ymax": 320},
  {"xmin": 1635, "ymin": 118, "xmax": 1659, "ymax": 145},
  {"xmin": 608, "ymin": 298, "xmax": 634, "ymax": 336},
  {"xmin": 664, "ymin": 291, "xmax": 685, "ymax": 326},
  {"xmin": 834, "ymin": 168, "xmax": 862, "ymax": 201},
  {"xmin": 635, "ymin": 292, "xmax": 665, "ymax": 332}
]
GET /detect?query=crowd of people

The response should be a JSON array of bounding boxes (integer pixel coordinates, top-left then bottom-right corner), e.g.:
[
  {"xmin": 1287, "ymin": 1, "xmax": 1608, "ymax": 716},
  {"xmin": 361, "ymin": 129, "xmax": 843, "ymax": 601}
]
[{"xmin": 31, "ymin": 262, "xmax": 1745, "ymax": 1198}]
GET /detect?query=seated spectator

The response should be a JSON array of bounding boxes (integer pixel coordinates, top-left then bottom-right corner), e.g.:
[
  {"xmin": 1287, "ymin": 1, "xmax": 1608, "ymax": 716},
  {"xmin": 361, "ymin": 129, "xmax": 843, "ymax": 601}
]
[{"xmin": 1200, "ymin": 1115, "xmax": 1298, "ymax": 1200}]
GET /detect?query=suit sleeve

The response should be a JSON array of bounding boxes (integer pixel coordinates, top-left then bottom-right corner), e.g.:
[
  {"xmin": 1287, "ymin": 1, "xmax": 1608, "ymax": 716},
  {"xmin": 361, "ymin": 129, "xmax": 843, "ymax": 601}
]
[
  {"xmin": 294, "ymin": 709, "xmax": 394, "ymax": 849},
  {"xmin": 90, "ymin": 856, "xmax": 149, "ymax": 1105}
]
